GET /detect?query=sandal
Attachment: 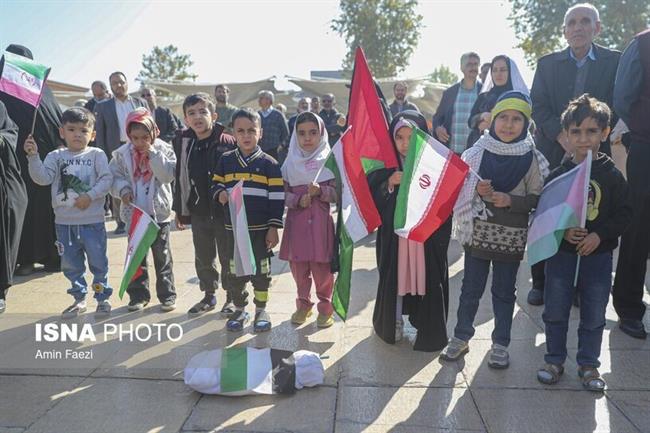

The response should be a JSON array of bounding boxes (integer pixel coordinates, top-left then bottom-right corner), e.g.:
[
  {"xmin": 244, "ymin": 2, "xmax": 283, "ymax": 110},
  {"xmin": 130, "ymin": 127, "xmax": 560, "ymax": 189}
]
[
  {"xmin": 537, "ymin": 363, "xmax": 564, "ymax": 384},
  {"xmin": 226, "ymin": 310, "xmax": 249, "ymax": 332},
  {"xmin": 578, "ymin": 366, "xmax": 606, "ymax": 392},
  {"xmin": 253, "ymin": 310, "xmax": 272, "ymax": 333}
]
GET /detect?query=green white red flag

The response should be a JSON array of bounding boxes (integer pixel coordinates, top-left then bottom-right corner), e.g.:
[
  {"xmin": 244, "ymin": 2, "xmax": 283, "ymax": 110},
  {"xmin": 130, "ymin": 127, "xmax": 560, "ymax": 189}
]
[
  {"xmin": 119, "ymin": 206, "xmax": 159, "ymax": 299},
  {"xmin": 228, "ymin": 180, "xmax": 256, "ymax": 277},
  {"xmin": 0, "ymin": 51, "xmax": 51, "ymax": 107}
]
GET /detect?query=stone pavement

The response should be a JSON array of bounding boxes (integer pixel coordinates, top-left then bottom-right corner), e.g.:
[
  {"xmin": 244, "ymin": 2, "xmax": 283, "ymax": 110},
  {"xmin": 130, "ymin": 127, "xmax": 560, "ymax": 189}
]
[{"xmin": 0, "ymin": 221, "xmax": 648, "ymax": 433}]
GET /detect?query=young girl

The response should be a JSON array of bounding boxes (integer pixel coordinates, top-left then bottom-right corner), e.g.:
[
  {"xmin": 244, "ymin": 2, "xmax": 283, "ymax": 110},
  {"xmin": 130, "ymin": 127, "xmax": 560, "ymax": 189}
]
[
  {"xmin": 441, "ymin": 91, "xmax": 549, "ymax": 367},
  {"xmin": 109, "ymin": 108, "xmax": 178, "ymax": 312},
  {"xmin": 368, "ymin": 110, "xmax": 451, "ymax": 352},
  {"xmin": 280, "ymin": 112, "xmax": 337, "ymax": 328}
]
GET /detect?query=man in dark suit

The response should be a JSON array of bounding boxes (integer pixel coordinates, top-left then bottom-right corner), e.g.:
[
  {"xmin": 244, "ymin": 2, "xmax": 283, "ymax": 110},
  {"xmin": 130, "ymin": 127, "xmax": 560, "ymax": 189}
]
[
  {"xmin": 84, "ymin": 80, "xmax": 111, "ymax": 113},
  {"xmin": 140, "ymin": 87, "xmax": 182, "ymax": 143},
  {"xmin": 528, "ymin": 3, "xmax": 621, "ymax": 305},
  {"xmin": 95, "ymin": 71, "xmax": 147, "ymax": 234}
]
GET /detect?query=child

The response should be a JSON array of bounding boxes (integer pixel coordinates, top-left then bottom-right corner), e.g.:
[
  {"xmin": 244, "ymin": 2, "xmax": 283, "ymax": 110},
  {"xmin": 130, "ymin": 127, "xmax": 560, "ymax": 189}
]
[
  {"xmin": 24, "ymin": 107, "xmax": 113, "ymax": 317},
  {"xmin": 211, "ymin": 108, "xmax": 284, "ymax": 332},
  {"xmin": 172, "ymin": 93, "xmax": 236, "ymax": 316},
  {"xmin": 442, "ymin": 91, "xmax": 549, "ymax": 367},
  {"xmin": 368, "ymin": 110, "xmax": 452, "ymax": 352},
  {"xmin": 279, "ymin": 112, "xmax": 336, "ymax": 328},
  {"xmin": 110, "ymin": 108, "xmax": 177, "ymax": 312},
  {"xmin": 537, "ymin": 95, "xmax": 631, "ymax": 391}
]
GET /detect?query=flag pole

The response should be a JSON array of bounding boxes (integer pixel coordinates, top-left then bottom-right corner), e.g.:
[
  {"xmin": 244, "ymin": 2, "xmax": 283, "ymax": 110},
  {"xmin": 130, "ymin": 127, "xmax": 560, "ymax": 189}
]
[
  {"xmin": 30, "ymin": 106, "xmax": 38, "ymax": 135},
  {"xmin": 573, "ymin": 150, "xmax": 592, "ymax": 287}
]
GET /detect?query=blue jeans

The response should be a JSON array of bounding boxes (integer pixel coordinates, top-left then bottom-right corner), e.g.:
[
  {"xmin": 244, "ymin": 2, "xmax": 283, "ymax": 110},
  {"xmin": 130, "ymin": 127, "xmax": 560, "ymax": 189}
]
[
  {"xmin": 55, "ymin": 223, "xmax": 112, "ymax": 302},
  {"xmin": 543, "ymin": 250, "xmax": 612, "ymax": 368},
  {"xmin": 454, "ymin": 252, "xmax": 520, "ymax": 346}
]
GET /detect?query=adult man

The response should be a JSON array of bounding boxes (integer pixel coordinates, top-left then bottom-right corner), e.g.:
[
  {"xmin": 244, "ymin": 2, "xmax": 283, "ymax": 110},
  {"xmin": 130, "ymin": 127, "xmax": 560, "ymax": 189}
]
[
  {"xmin": 214, "ymin": 84, "xmax": 238, "ymax": 132},
  {"xmin": 319, "ymin": 93, "xmax": 345, "ymax": 146},
  {"xmin": 527, "ymin": 3, "xmax": 621, "ymax": 306},
  {"xmin": 141, "ymin": 87, "xmax": 181, "ymax": 143},
  {"xmin": 479, "ymin": 63, "xmax": 491, "ymax": 84},
  {"xmin": 95, "ymin": 71, "xmax": 147, "ymax": 234},
  {"xmin": 611, "ymin": 29, "xmax": 650, "ymax": 339},
  {"xmin": 84, "ymin": 81, "xmax": 111, "ymax": 113},
  {"xmin": 257, "ymin": 90, "xmax": 289, "ymax": 160},
  {"xmin": 431, "ymin": 52, "xmax": 482, "ymax": 155},
  {"xmin": 310, "ymin": 96, "xmax": 321, "ymax": 114},
  {"xmin": 288, "ymin": 97, "xmax": 310, "ymax": 135},
  {"xmin": 389, "ymin": 81, "xmax": 420, "ymax": 117}
]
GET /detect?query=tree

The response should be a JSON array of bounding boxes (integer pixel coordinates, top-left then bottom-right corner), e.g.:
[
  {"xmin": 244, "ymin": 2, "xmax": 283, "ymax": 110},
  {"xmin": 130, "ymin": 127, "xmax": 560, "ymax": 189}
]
[
  {"xmin": 428, "ymin": 65, "xmax": 458, "ymax": 85},
  {"xmin": 331, "ymin": 0, "xmax": 423, "ymax": 78},
  {"xmin": 509, "ymin": 0, "xmax": 650, "ymax": 67},
  {"xmin": 138, "ymin": 45, "xmax": 198, "ymax": 82}
]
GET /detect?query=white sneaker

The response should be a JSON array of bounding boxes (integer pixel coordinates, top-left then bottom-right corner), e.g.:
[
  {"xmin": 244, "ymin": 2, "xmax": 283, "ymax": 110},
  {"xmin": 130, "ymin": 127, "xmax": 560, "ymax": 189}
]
[{"xmin": 62, "ymin": 300, "xmax": 87, "ymax": 319}]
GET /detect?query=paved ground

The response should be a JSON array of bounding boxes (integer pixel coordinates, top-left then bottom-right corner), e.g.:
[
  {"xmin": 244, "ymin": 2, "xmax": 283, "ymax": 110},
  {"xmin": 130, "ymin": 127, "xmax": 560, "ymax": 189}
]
[{"xmin": 0, "ymin": 220, "xmax": 648, "ymax": 433}]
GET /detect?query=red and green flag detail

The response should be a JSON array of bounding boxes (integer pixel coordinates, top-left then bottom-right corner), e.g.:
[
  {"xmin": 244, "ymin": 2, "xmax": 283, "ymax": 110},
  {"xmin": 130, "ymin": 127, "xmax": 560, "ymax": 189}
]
[
  {"xmin": 119, "ymin": 206, "xmax": 159, "ymax": 299},
  {"xmin": 227, "ymin": 180, "xmax": 256, "ymax": 277},
  {"xmin": 0, "ymin": 51, "xmax": 51, "ymax": 107},
  {"xmin": 394, "ymin": 128, "xmax": 469, "ymax": 242}
]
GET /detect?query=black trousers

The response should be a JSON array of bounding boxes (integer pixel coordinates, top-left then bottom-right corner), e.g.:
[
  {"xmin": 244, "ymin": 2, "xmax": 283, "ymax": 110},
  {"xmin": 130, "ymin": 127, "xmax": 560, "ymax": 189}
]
[
  {"xmin": 191, "ymin": 214, "xmax": 231, "ymax": 294},
  {"xmin": 225, "ymin": 229, "xmax": 272, "ymax": 309},
  {"xmin": 127, "ymin": 222, "xmax": 176, "ymax": 303},
  {"xmin": 613, "ymin": 135, "xmax": 650, "ymax": 321}
]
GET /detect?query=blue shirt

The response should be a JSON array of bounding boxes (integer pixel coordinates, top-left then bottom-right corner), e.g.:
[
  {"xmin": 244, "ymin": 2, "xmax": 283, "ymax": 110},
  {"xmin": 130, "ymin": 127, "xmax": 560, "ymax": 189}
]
[
  {"xmin": 569, "ymin": 44, "xmax": 597, "ymax": 68},
  {"xmin": 614, "ymin": 38, "xmax": 642, "ymax": 126},
  {"xmin": 449, "ymin": 81, "xmax": 479, "ymax": 154}
]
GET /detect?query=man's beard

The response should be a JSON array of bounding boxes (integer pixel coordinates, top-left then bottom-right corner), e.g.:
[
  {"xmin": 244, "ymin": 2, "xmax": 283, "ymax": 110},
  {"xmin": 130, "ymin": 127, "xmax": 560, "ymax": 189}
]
[{"xmin": 216, "ymin": 96, "xmax": 226, "ymax": 103}]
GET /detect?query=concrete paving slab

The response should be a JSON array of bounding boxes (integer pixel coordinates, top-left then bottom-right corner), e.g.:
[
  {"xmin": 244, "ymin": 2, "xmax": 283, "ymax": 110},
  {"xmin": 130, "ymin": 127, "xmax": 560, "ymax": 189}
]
[{"xmin": 606, "ymin": 391, "xmax": 650, "ymax": 433}]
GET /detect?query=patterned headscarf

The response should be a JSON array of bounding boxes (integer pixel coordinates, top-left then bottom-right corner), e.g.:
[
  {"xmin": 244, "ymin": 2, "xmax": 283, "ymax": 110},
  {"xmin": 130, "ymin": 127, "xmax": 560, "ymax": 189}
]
[{"xmin": 126, "ymin": 108, "xmax": 159, "ymax": 182}]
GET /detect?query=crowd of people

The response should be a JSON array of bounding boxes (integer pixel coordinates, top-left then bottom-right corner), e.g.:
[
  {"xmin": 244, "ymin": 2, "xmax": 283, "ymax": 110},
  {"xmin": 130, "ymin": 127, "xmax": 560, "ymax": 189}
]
[{"xmin": 0, "ymin": 2, "xmax": 647, "ymax": 393}]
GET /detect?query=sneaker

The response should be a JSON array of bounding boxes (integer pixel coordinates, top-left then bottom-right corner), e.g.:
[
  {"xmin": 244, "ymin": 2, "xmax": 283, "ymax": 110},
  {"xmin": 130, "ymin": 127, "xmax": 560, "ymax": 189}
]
[
  {"xmin": 618, "ymin": 319, "xmax": 647, "ymax": 339},
  {"xmin": 95, "ymin": 300, "xmax": 112, "ymax": 316},
  {"xmin": 226, "ymin": 310, "xmax": 249, "ymax": 332},
  {"xmin": 527, "ymin": 288, "xmax": 544, "ymax": 306},
  {"xmin": 188, "ymin": 295, "xmax": 216, "ymax": 316},
  {"xmin": 317, "ymin": 313, "xmax": 334, "ymax": 328},
  {"xmin": 0, "ymin": 299, "xmax": 6, "ymax": 314},
  {"xmin": 14, "ymin": 263, "xmax": 35, "ymax": 276},
  {"xmin": 291, "ymin": 309, "xmax": 313, "ymax": 325},
  {"xmin": 487, "ymin": 344, "xmax": 510, "ymax": 369},
  {"xmin": 161, "ymin": 300, "xmax": 176, "ymax": 312},
  {"xmin": 127, "ymin": 300, "xmax": 149, "ymax": 311},
  {"xmin": 220, "ymin": 300, "xmax": 235, "ymax": 318},
  {"xmin": 439, "ymin": 337, "xmax": 469, "ymax": 361},
  {"xmin": 395, "ymin": 319, "xmax": 404, "ymax": 342},
  {"xmin": 62, "ymin": 300, "xmax": 87, "ymax": 319},
  {"xmin": 253, "ymin": 310, "xmax": 272, "ymax": 333}
]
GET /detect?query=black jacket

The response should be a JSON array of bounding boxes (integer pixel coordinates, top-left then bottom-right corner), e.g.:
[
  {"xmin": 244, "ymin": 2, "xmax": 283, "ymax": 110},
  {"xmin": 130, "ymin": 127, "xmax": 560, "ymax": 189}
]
[
  {"xmin": 154, "ymin": 106, "xmax": 182, "ymax": 143},
  {"xmin": 546, "ymin": 153, "xmax": 632, "ymax": 255},
  {"xmin": 531, "ymin": 44, "xmax": 620, "ymax": 168},
  {"xmin": 431, "ymin": 80, "xmax": 481, "ymax": 145}
]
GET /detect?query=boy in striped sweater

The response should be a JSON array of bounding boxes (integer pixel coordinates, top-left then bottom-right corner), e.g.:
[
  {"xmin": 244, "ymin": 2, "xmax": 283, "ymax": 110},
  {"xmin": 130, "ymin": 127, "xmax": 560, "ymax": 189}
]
[{"xmin": 211, "ymin": 108, "xmax": 284, "ymax": 332}]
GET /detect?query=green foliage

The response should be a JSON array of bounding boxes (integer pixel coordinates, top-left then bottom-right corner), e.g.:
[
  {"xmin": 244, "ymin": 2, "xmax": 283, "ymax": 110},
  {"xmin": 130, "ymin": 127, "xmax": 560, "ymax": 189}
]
[
  {"xmin": 428, "ymin": 65, "xmax": 459, "ymax": 85},
  {"xmin": 509, "ymin": 0, "xmax": 650, "ymax": 67},
  {"xmin": 138, "ymin": 45, "xmax": 198, "ymax": 82},
  {"xmin": 331, "ymin": 0, "xmax": 423, "ymax": 78}
]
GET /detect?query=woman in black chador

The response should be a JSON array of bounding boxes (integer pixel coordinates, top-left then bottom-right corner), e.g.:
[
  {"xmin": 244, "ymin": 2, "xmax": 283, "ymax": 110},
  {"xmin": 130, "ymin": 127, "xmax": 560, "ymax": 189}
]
[{"xmin": 368, "ymin": 110, "xmax": 451, "ymax": 352}]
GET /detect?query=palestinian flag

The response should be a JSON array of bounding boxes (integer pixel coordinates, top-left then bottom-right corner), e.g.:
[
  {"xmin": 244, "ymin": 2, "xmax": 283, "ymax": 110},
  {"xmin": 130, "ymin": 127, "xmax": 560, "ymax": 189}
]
[
  {"xmin": 325, "ymin": 128, "xmax": 381, "ymax": 320},
  {"xmin": 394, "ymin": 128, "xmax": 469, "ymax": 242},
  {"xmin": 0, "ymin": 51, "xmax": 51, "ymax": 107},
  {"xmin": 184, "ymin": 348, "xmax": 324, "ymax": 396},
  {"xmin": 347, "ymin": 47, "xmax": 398, "ymax": 174},
  {"xmin": 119, "ymin": 206, "xmax": 159, "ymax": 299},
  {"xmin": 227, "ymin": 180, "xmax": 256, "ymax": 277}
]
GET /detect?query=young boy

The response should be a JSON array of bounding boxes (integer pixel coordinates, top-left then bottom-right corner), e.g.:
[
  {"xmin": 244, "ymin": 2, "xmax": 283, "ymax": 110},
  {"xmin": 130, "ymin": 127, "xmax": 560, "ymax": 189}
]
[
  {"xmin": 537, "ymin": 95, "xmax": 632, "ymax": 391},
  {"xmin": 172, "ymin": 93, "xmax": 236, "ymax": 316},
  {"xmin": 24, "ymin": 107, "xmax": 113, "ymax": 317},
  {"xmin": 210, "ymin": 108, "xmax": 284, "ymax": 332}
]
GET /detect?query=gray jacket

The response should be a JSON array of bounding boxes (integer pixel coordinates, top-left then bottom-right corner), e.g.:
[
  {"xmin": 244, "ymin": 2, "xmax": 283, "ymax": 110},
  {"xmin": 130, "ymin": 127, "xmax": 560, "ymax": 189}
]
[
  {"xmin": 109, "ymin": 139, "xmax": 176, "ymax": 224},
  {"xmin": 94, "ymin": 96, "xmax": 148, "ymax": 157}
]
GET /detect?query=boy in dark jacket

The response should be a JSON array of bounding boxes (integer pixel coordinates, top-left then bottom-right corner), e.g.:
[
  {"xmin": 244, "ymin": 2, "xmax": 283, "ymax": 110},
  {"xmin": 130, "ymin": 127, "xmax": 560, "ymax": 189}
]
[
  {"xmin": 172, "ymin": 93, "xmax": 236, "ymax": 316},
  {"xmin": 537, "ymin": 95, "xmax": 632, "ymax": 392}
]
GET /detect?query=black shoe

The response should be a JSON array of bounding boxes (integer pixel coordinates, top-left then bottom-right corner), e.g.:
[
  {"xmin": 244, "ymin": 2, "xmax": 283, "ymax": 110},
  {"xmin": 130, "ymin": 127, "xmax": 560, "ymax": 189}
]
[
  {"xmin": 188, "ymin": 295, "xmax": 216, "ymax": 316},
  {"xmin": 572, "ymin": 292, "xmax": 580, "ymax": 308},
  {"xmin": 114, "ymin": 223, "xmax": 126, "ymax": 235},
  {"xmin": 618, "ymin": 319, "xmax": 647, "ymax": 339},
  {"xmin": 14, "ymin": 264, "xmax": 35, "ymax": 276},
  {"xmin": 527, "ymin": 288, "xmax": 544, "ymax": 306},
  {"xmin": 127, "ymin": 299, "xmax": 149, "ymax": 311}
]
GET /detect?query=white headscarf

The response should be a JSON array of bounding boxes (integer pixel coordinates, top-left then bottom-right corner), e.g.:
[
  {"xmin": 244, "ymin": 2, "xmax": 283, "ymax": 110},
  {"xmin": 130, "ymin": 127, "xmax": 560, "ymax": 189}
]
[
  {"xmin": 281, "ymin": 113, "xmax": 335, "ymax": 186},
  {"xmin": 480, "ymin": 56, "xmax": 529, "ymax": 96}
]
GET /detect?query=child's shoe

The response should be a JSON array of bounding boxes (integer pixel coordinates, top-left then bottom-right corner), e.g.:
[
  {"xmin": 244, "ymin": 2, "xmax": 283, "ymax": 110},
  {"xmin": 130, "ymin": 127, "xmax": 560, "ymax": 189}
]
[
  {"xmin": 0, "ymin": 299, "xmax": 5, "ymax": 314},
  {"xmin": 127, "ymin": 299, "xmax": 149, "ymax": 311},
  {"xmin": 62, "ymin": 299, "xmax": 87, "ymax": 319},
  {"xmin": 291, "ymin": 309, "xmax": 313, "ymax": 325},
  {"xmin": 578, "ymin": 366, "xmax": 606, "ymax": 392},
  {"xmin": 317, "ymin": 313, "xmax": 334, "ymax": 328},
  {"xmin": 95, "ymin": 300, "xmax": 111, "ymax": 316},
  {"xmin": 226, "ymin": 310, "xmax": 249, "ymax": 332},
  {"xmin": 220, "ymin": 294, "xmax": 235, "ymax": 318},
  {"xmin": 537, "ymin": 363, "xmax": 564, "ymax": 384},
  {"xmin": 439, "ymin": 337, "xmax": 469, "ymax": 361},
  {"xmin": 188, "ymin": 294, "xmax": 216, "ymax": 316},
  {"xmin": 253, "ymin": 310, "xmax": 272, "ymax": 333},
  {"xmin": 161, "ymin": 299, "xmax": 177, "ymax": 312},
  {"xmin": 487, "ymin": 343, "xmax": 509, "ymax": 369}
]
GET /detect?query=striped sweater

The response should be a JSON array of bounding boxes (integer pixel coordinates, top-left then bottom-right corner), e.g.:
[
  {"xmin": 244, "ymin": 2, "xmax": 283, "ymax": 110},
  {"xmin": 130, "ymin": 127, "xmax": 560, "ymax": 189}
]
[{"xmin": 211, "ymin": 147, "xmax": 284, "ymax": 231}]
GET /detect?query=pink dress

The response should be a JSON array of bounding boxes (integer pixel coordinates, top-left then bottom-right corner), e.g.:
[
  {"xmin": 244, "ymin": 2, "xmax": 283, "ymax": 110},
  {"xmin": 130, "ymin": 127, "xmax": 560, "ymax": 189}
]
[{"xmin": 397, "ymin": 237, "xmax": 426, "ymax": 296}]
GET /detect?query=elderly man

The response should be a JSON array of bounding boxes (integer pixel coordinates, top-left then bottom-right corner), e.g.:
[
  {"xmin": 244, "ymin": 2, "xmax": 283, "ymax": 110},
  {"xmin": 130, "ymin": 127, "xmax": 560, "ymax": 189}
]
[
  {"xmin": 611, "ymin": 29, "xmax": 650, "ymax": 339},
  {"xmin": 310, "ymin": 96, "xmax": 321, "ymax": 114},
  {"xmin": 95, "ymin": 71, "xmax": 148, "ymax": 234},
  {"xmin": 319, "ymin": 93, "xmax": 345, "ymax": 146},
  {"xmin": 214, "ymin": 85, "xmax": 238, "ymax": 132},
  {"xmin": 389, "ymin": 81, "xmax": 420, "ymax": 117},
  {"xmin": 140, "ymin": 87, "xmax": 181, "ymax": 143},
  {"xmin": 288, "ymin": 97, "xmax": 311, "ymax": 135},
  {"xmin": 431, "ymin": 52, "xmax": 482, "ymax": 155},
  {"xmin": 84, "ymin": 81, "xmax": 111, "ymax": 113},
  {"xmin": 257, "ymin": 90, "xmax": 289, "ymax": 160},
  {"xmin": 527, "ymin": 3, "xmax": 621, "ymax": 306}
]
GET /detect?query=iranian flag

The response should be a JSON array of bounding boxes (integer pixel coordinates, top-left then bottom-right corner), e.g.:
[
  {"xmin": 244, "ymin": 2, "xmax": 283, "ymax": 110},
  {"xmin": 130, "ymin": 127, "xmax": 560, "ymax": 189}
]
[
  {"xmin": 325, "ymin": 128, "xmax": 381, "ymax": 320},
  {"xmin": 394, "ymin": 128, "xmax": 469, "ymax": 242},
  {"xmin": 227, "ymin": 180, "xmax": 256, "ymax": 277},
  {"xmin": 119, "ymin": 206, "xmax": 159, "ymax": 299},
  {"xmin": 0, "ymin": 51, "xmax": 51, "ymax": 107}
]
